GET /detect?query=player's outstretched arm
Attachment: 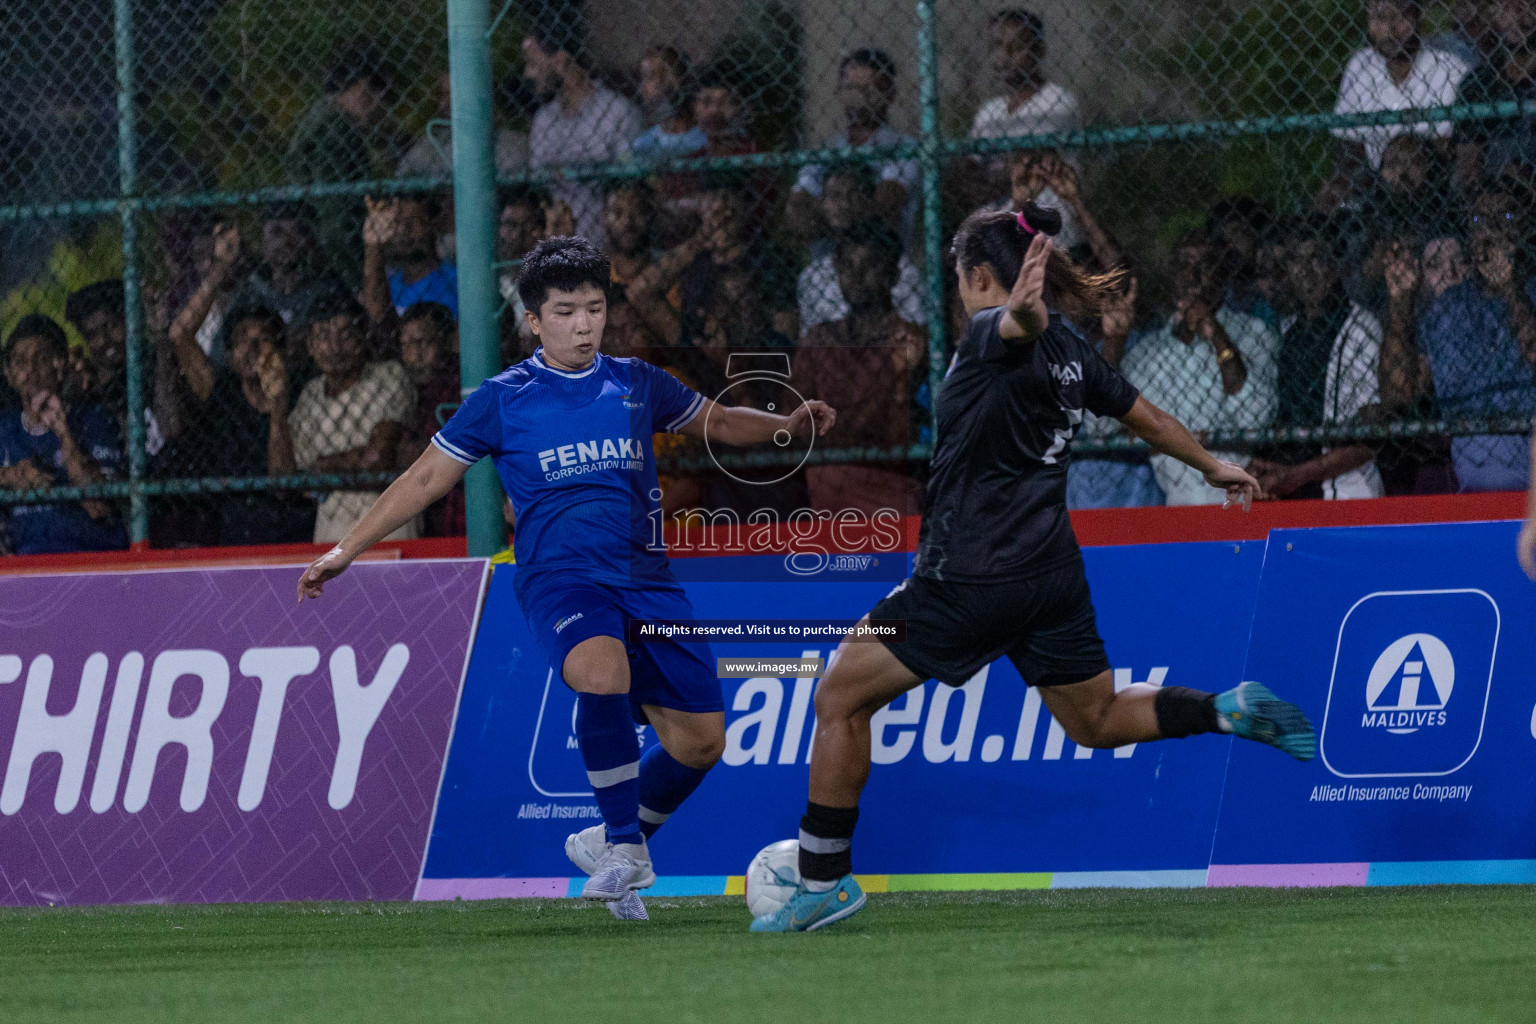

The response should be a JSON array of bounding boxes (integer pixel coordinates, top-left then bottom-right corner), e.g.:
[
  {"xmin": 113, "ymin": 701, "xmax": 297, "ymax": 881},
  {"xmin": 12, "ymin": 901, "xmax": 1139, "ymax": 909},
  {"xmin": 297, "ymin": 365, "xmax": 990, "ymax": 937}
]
[
  {"xmin": 1519, "ymin": 421, "xmax": 1536, "ymax": 581},
  {"xmin": 297, "ymin": 445, "xmax": 470, "ymax": 601},
  {"xmin": 677, "ymin": 398, "xmax": 837, "ymax": 446},
  {"xmin": 1118, "ymin": 396, "xmax": 1263, "ymax": 510},
  {"xmin": 998, "ymin": 232, "xmax": 1052, "ymax": 342}
]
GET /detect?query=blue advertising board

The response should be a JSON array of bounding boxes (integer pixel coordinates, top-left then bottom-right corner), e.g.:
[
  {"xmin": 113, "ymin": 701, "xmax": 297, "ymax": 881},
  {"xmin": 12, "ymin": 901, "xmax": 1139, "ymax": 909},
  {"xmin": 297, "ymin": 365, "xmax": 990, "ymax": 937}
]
[
  {"xmin": 420, "ymin": 541, "xmax": 1263, "ymax": 897},
  {"xmin": 1209, "ymin": 522, "xmax": 1536, "ymax": 887}
]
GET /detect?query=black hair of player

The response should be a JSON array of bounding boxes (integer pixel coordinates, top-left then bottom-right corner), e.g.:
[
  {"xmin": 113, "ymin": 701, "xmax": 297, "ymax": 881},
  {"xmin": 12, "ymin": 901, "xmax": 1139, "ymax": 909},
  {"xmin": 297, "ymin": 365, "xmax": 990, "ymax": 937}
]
[
  {"xmin": 65, "ymin": 280, "xmax": 125, "ymax": 328},
  {"xmin": 401, "ymin": 301, "xmax": 457, "ymax": 336},
  {"xmin": 951, "ymin": 202, "xmax": 1125, "ymax": 322},
  {"xmin": 5, "ymin": 314, "xmax": 69, "ymax": 361},
  {"xmin": 306, "ymin": 290, "xmax": 367, "ymax": 330},
  {"xmin": 225, "ymin": 302, "xmax": 286, "ymax": 342},
  {"xmin": 517, "ymin": 236, "xmax": 612, "ymax": 317},
  {"xmin": 840, "ymin": 48, "xmax": 897, "ymax": 84},
  {"xmin": 835, "ymin": 218, "xmax": 904, "ymax": 279}
]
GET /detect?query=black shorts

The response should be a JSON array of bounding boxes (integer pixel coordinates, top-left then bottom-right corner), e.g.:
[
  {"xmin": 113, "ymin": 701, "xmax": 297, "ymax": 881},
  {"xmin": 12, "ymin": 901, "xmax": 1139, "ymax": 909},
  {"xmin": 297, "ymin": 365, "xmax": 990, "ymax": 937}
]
[{"xmin": 869, "ymin": 560, "xmax": 1111, "ymax": 688}]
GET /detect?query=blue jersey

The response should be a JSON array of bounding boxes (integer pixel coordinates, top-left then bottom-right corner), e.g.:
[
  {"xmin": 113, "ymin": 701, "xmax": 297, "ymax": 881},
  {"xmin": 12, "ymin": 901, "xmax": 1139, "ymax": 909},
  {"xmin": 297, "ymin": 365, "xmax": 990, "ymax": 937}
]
[
  {"xmin": 432, "ymin": 348, "xmax": 704, "ymax": 585},
  {"xmin": 0, "ymin": 405, "xmax": 128, "ymax": 555}
]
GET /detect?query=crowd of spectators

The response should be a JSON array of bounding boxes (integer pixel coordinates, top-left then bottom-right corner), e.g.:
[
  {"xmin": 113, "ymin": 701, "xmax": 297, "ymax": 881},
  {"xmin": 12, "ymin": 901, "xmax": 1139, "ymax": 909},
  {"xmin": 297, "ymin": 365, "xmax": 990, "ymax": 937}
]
[{"xmin": 5, "ymin": 0, "xmax": 1536, "ymax": 553}]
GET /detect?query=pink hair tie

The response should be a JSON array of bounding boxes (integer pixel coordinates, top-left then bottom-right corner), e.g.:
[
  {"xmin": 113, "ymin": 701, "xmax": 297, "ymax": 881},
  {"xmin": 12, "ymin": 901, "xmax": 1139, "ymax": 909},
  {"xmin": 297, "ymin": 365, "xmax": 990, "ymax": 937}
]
[{"xmin": 1016, "ymin": 210, "xmax": 1037, "ymax": 235}]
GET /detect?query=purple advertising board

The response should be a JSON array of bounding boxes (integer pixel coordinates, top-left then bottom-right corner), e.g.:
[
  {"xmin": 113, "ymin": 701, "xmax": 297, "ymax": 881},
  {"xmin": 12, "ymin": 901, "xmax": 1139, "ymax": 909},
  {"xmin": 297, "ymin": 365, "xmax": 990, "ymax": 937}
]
[{"xmin": 0, "ymin": 559, "xmax": 486, "ymax": 906}]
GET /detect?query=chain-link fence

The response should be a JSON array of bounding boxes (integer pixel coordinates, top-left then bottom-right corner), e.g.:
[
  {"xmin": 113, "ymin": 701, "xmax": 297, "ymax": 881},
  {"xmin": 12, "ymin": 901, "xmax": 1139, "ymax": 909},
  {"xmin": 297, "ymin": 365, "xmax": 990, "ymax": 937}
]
[{"xmin": 1, "ymin": 0, "xmax": 1533, "ymax": 555}]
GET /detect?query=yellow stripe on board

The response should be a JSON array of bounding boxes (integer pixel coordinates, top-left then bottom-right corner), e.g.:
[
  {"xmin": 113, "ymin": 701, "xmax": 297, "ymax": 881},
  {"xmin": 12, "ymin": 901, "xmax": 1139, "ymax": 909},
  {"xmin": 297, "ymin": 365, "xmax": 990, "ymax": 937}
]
[{"xmin": 723, "ymin": 876, "xmax": 745, "ymax": 896}]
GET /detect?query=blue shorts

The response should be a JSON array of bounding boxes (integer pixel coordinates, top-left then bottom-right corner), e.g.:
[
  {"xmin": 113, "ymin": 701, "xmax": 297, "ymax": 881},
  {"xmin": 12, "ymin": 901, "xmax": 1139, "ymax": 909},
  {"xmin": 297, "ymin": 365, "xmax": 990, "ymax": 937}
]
[{"xmin": 514, "ymin": 571, "xmax": 723, "ymax": 721}]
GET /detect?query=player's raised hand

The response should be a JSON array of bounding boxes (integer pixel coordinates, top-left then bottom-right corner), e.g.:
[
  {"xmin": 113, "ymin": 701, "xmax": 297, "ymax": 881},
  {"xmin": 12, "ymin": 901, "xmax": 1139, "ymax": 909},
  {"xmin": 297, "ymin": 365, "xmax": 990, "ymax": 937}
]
[
  {"xmin": 298, "ymin": 546, "xmax": 353, "ymax": 602},
  {"xmin": 1006, "ymin": 232, "xmax": 1052, "ymax": 340},
  {"xmin": 787, "ymin": 399, "xmax": 836, "ymax": 438},
  {"xmin": 1204, "ymin": 459, "xmax": 1263, "ymax": 511}
]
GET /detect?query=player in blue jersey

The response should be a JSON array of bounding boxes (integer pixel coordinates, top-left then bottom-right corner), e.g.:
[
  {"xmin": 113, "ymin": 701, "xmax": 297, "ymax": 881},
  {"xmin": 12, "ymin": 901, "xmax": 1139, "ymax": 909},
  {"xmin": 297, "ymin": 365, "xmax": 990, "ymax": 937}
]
[{"xmin": 298, "ymin": 236, "xmax": 836, "ymax": 920}]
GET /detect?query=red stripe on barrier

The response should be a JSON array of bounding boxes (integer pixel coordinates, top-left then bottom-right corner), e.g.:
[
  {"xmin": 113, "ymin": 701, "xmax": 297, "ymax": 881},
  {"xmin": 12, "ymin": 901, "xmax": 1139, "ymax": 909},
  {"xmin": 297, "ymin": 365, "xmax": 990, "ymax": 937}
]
[{"xmin": 0, "ymin": 491, "xmax": 1522, "ymax": 573}]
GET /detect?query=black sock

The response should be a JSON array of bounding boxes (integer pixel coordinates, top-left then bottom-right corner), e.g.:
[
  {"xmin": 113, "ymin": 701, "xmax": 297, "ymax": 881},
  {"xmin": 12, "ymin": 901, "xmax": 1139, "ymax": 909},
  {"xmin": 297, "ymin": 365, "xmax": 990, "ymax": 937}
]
[
  {"xmin": 1154, "ymin": 686, "xmax": 1221, "ymax": 739},
  {"xmin": 799, "ymin": 802, "xmax": 859, "ymax": 884}
]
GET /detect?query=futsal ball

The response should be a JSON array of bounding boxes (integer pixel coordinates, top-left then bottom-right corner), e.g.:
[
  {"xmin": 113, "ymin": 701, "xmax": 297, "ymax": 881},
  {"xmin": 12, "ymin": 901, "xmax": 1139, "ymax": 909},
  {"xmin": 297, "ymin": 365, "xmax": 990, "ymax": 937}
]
[{"xmin": 744, "ymin": 839, "xmax": 801, "ymax": 917}]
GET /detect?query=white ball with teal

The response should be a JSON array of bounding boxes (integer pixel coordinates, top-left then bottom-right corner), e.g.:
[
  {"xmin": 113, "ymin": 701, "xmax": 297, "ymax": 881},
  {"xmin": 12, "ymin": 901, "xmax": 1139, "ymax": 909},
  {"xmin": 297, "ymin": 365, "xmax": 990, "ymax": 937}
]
[{"xmin": 744, "ymin": 839, "xmax": 801, "ymax": 917}]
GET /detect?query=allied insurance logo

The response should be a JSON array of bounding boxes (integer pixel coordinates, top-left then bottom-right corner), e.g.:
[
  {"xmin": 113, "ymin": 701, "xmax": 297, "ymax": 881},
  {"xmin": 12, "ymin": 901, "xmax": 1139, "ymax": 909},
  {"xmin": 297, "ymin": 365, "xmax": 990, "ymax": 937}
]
[{"xmin": 1320, "ymin": 590, "xmax": 1499, "ymax": 779}]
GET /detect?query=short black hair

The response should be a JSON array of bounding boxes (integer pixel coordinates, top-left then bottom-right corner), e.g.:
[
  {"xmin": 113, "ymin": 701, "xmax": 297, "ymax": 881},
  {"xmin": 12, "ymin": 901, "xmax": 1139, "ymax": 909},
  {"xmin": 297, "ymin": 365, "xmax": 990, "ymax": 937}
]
[
  {"xmin": 401, "ymin": 301, "xmax": 457, "ymax": 336},
  {"xmin": 306, "ymin": 290, "xmax": 366, "ymax": 330},
  {"xmin": 517, "ymin": 236, "xmax": 611, "ymax": 316},
  {"xmin": 526, "ymin": 5, "xmax": 589, "ymax": 66},
  {"xmin": 225, "ymin": 302, "xmax": 286, "ymax": 342},
  {"xmin": 835, "ymin": 219, "xmax": 904, "ymax": 278},
  {"xmin": 6, "ymin": 314, "xmax": 69, "ymax": 360},
  {"xmin": 992, "ymin": 8, "xmax": 1045, "ymax": 40},
  {"xmin": 840, "ymin": 48, "xmax": 897, "ymax": 83},
  {"xmin": 325, "ymin": 42, "xmax": 389, "ymax": 96},
  {"xmin": 64, "ymin": 280, "xmax": 125, "ymax": 328},
  {"xmin": 499, "ymin": 183, "xmax": 552, "ymax": 212}
]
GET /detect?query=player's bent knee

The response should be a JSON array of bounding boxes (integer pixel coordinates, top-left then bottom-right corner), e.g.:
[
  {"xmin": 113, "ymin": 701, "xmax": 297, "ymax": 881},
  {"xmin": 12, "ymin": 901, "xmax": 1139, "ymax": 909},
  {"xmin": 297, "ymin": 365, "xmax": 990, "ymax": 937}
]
[
  {"xmin": 674, "ymin": 732, "xmax": 725, "ymax": 769},
  {"xmin": 561, "ymin": 638, "xmax": 630, "ymax": 695}
]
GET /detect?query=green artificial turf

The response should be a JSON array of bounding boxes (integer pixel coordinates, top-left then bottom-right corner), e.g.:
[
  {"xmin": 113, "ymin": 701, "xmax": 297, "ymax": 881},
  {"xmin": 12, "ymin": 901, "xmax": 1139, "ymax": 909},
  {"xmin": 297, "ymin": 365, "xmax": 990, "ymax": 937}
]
[{"xmin": 3, "ymin": 887, "xmax": 1533, "ymax": 1023}]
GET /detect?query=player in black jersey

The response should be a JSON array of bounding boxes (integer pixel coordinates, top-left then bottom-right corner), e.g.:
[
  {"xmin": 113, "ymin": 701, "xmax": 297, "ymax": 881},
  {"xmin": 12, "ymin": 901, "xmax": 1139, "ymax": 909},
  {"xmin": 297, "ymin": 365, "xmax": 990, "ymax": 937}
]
[{"xmin": 752, "ymin": 203, "xmax": 1317, "ymax": 933}]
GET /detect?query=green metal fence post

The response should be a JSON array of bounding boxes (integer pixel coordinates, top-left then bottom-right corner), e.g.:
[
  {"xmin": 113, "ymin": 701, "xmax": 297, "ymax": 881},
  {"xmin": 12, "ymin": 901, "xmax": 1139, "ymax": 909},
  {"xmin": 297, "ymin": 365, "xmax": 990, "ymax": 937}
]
[
  {"xmin": 113, "ymin": 0, "xmax": 148, "ymax": 546},
  {"xmin": 448, "ymin": 0, "xmax": 505, "ymax": 558},
  {"xmin": 916, "ymin": 0, "xmax": 946, "ymax": 440}
]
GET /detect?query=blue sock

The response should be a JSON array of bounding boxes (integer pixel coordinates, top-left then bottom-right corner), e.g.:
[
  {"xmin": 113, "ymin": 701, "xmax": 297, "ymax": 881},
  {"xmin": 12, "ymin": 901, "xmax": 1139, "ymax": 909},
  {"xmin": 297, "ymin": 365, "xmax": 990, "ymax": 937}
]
[
  {"xmin": 575, "ymin": 693, "xmax": 642, "ymax": 846},
  {"xmin": 637, "ymin": 744, "xmax": 710, "ymax": 839}
]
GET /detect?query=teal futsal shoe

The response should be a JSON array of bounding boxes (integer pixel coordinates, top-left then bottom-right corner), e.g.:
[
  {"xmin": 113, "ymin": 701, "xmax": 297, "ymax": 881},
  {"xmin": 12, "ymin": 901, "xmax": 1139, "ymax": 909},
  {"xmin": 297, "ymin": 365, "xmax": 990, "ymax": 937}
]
[
  {"xmin": 1215, "ymin": 681, "xmax": 1316, "ymax": 761},
  {"xmin": 750, "ymin": 876, "xmax": 867, "ymax": 933}
]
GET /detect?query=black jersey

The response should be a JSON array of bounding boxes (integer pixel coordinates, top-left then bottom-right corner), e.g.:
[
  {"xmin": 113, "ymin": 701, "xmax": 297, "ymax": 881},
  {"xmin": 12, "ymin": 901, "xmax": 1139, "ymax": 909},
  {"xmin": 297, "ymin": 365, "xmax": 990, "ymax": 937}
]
[{"xmin": 913, "ymin": 307, "xmax": 1139, "ymax": 583}]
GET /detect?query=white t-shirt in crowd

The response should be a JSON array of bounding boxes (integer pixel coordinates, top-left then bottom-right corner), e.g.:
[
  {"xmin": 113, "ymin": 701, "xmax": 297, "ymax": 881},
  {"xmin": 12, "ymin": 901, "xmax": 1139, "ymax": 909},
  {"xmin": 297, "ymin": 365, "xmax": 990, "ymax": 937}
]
[
  {"xmin": 1277, "ymin": 304, "xmax": 1387, "ymax": 500},
  {"xmin": 970, "ymin": 82, "xmax": 1080, "ymax": 140},
  {"xmin": 797, "ymin": 250, "xmax": 927, "ymax": 335},
  {"xmin": 291, "ymin": 360, "xmax": 416, "ymax": 543},
  {"xmin": 1332, "ymin": 45, "xmax": 1471, "ymax": 169},
  {"xmin": 529, "ymin": 85, "xmax": 642, "ymax": 246}
]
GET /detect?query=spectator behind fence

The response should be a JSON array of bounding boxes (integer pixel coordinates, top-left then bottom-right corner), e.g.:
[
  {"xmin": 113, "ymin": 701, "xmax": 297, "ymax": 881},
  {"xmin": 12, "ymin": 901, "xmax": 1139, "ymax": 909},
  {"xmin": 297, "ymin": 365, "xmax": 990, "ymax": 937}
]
[
  {"xmin": 1121, "ymin": 230, "xmax": 1279, "ymax": 505},
  {"xmin": 1383, "ymin": 187, "xmax": 1536, "ymax": 491},
  {"xmin": 0, "ymin": 315, "xmax": 126, "ymax": 554},
  {"xmin": 397, "ymin": 70, "xmax": 530, "ymax": 181},
  {"xmin": 787, "ymin": 49, "xmax": 920, "ymax": 243},
  {"xmin": 290, "ymin": 293, "xmax": 416, "ymax": 543},
  {"xmin": 284, "ymin": 44, "xmax": 404, "ymax": 286},
  {"xmin": 629, "ymin": 45, "xmax": 706, "ymax": 164},
  {"xmin": 1455, "ymin": 0, "xmax": 1536, "ymax": 186},
  {"xmin": 239, "ymin": 204, "xmax": 340, "ymax": 341},
  {"xmin": 1208, "ymin": 199, "xmax": 1280, "ymax": 333},
  {"xmin": 603, "ymin": 182, "xmax": 679, "ymax": 349},
  {"xmin": 676, "ymin": 177, "xmax": 798, "ymax": 349},
  {"xmin": 1066, "ymin": 276, "xmax": 1168, "ymax": 510},
  {"xmin": 792, "ymin": 221, "xmax": 927, "ymax": 516},
  {"xmin": 1332, "ymin": 0, "xmax": 1470, "ymax": 174},
  {"xmin": 1247, "ymin": 215, "xmax": 1386, "ymax": 501},
  {"xmin": 64, "ymin": 280, "xmax": 166, "ymax": 460},
  {"xmin": 362, "ymin": 194, "xmax": 458, "ymax": 323},
  {"xmin": 157, "ymin": 303, "xmax": 315, "ymax": 546},
  {"xmin": 797, "ymin": 165, "xmax": 926, "ymax": 335},
  {"xmin": 976, "ymin": 151, "xmax": 1125, "ymax": 275},
  {"xmin": 496, "ymin": 184, "xmax": 555, "ymax": 348},
  {"xmin": 397, "ymin": 301, "xmax": 464, "ymax": 537},
  {"xmin": 523, "ymin": 10, "xmax": 642, "ymax": 246},
  {"xmin": 1429, "ymin": 0, "xmax": 1500, "ymax": 70},
  {"xmin": 651, "ymin": 60, "xmax": 775, "ymax": 232}
]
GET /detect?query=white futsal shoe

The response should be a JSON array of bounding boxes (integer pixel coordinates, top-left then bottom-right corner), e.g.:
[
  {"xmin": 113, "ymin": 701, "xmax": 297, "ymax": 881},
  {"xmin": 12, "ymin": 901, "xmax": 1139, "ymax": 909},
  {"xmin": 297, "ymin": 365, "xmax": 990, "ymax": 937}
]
[
  {"xmin": 565, "ymin": 825, "xmax": 608, "ymax": 876},
  {"xmin": 582, "ymin": 839, "xmax": 657, "ymax": 901}
]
